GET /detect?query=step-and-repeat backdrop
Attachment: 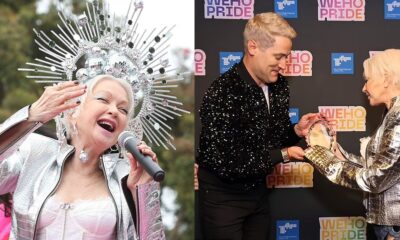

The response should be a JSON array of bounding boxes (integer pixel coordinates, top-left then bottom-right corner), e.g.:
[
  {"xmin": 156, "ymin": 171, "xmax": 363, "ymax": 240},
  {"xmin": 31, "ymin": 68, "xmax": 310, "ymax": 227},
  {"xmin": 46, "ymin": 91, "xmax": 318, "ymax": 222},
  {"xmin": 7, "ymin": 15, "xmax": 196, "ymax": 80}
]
[{"xmin": 195, "ymin": 1, "xmax": 400, "ymax": 239}]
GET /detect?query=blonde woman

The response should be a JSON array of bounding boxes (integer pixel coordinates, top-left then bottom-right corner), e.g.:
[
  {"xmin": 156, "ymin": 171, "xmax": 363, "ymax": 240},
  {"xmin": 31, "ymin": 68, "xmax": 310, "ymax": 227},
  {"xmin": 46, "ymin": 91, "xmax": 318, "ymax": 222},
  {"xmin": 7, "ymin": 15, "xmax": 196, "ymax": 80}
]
[
  {"xmin": 306, "ymin": 49, "xmax": 400, "ymax": 240},
  {"xmin": 0, "ymin": 75, "xmax": 164, "ymax": 239}
]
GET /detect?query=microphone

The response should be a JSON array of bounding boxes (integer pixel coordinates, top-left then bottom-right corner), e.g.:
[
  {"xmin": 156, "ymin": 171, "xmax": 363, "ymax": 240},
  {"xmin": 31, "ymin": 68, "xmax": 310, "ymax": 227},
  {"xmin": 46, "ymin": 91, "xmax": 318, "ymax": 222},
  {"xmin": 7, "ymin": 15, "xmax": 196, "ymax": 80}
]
[{"xmin": 118, "ymin": 131, "xmax": 165, "ymax": 182}]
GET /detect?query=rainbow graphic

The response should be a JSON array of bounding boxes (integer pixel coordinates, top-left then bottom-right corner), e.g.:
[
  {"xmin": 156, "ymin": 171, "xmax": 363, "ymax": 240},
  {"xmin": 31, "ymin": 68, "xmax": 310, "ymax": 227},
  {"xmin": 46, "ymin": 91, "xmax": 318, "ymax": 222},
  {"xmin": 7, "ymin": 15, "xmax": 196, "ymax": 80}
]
[
  {"xmin": 195, "ymin": 49, "xmax": 206, "ymax": 76},
  {"xmin": 318, "ymin": 106, "xmax": 366, "ymax": 132},
  {"xmin": 319, "ymin": 217, "xmax": 366, "ymax": 240},
  {"xmin": 267, "ymin": 162, "xmax": 314, "ymax": 188},
  {"xmin": 204, "ymin": 0, "xmax": 254, "ymax": 19},
  {"xmin": 282, "ymin": 50, "xmax": 313, "ymax": 76},
  {"xmin": 318, "ymin": 0, "xmax": 365, "ymax": 21}
]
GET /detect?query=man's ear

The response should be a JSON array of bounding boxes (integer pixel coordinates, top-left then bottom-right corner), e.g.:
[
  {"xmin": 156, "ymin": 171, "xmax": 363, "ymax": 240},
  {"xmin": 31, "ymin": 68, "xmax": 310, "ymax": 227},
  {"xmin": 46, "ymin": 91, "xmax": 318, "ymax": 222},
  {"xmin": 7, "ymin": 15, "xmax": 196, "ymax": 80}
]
[{"xmin": 247, "ymin": 40, "xmax": 257, "ymax": 56}]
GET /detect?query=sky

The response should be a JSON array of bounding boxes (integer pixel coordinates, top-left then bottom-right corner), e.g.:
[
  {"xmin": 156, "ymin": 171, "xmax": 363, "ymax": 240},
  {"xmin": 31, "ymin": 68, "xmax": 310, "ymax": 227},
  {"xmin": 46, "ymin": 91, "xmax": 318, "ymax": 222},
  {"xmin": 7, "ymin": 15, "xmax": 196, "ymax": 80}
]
[
  {"xmin": 109, "ymin": 0, "xmax": 194, "ymax": 50},
  {"xmin": 37, "ymin": 0, "xmax": 194, "ymax": 50}
]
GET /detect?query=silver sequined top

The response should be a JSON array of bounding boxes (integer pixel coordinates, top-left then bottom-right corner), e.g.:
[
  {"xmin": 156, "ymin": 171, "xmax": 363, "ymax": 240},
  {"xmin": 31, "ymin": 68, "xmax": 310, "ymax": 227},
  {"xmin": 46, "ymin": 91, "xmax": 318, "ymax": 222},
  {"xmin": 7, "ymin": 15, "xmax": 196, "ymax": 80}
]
[
  {"xmin": 306, "ymin": 96, "xmax": 400, "ymax": 226},
  {"xmin": 0, "ymin": 106, "xmax": 165, "ymax": 239}
]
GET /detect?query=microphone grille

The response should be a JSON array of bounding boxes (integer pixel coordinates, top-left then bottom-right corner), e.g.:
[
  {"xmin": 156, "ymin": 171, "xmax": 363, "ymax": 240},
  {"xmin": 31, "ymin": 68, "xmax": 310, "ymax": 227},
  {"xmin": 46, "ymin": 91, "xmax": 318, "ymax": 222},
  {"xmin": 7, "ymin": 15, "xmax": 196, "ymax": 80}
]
[{"xmin": 117, "ymin": 131, "xmax": 134, "ymax": 146}]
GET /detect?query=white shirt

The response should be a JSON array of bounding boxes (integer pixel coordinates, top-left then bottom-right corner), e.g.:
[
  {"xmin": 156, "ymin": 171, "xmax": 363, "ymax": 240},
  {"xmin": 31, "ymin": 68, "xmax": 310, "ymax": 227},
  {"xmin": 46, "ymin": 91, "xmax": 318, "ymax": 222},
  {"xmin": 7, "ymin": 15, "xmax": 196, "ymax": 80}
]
[
  {"xmin": 260, "ymin": 83, "xmax": 270, "ymax": 112},
  {"xmin": 37, "ymin": 196, "xmax": 117, "ymax": 240}
]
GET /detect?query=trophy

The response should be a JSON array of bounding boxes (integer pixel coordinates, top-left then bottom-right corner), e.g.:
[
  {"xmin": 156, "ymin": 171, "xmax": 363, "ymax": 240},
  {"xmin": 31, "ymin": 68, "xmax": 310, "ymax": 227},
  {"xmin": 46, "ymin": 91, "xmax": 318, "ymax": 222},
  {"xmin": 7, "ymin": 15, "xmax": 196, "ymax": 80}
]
[{"xmin": 306, "ymin": 119, "xmax": 335, "ymax": 151}]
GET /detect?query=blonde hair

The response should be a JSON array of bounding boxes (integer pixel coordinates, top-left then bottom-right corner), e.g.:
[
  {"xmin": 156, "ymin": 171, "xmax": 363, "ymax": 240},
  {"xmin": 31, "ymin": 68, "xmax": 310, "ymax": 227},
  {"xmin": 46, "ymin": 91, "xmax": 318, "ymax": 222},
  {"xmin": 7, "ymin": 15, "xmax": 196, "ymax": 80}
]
[
  {"xmin": 66, "ymin": 75, "xmax": 134, "ymax": 139},
  {"xmin": 363, "ymin": 49, "xmax": 400, "ymax": 85},
  {"xmin": 243, "ymin": 12, "xmax": 296, "ymax": 53}
]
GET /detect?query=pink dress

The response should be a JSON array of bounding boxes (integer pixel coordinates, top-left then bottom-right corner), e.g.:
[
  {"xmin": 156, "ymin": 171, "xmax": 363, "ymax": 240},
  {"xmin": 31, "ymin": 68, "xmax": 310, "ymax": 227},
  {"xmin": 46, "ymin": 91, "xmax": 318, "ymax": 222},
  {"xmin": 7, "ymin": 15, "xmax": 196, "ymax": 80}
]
[
  {"xmin": 36, "ymin": 196, "xmax": 117, "ymax": 240},
  {"xmin": 0, "ymin": 204, "xmax": 11, "ymax": 240}
]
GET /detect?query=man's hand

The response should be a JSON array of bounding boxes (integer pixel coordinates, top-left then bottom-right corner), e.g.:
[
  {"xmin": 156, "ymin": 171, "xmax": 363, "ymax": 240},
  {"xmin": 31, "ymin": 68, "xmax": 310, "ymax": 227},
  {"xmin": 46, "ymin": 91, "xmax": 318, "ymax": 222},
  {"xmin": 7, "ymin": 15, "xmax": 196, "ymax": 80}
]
[
  {"xmin": 287, "ymin": 146, "xmax": 305, "ymax": 161},
  {"xmin": 294, "ymin": 113, "xmax": 321, "ymax": 137}
]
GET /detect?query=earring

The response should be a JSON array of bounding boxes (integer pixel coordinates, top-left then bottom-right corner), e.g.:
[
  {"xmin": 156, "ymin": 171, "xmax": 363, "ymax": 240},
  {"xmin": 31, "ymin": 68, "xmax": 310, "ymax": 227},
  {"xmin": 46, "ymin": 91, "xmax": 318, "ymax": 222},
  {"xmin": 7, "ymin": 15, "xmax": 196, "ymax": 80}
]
[{"xmin": 79, "ymin": 149, "xmax": 88, "ymax": 163}]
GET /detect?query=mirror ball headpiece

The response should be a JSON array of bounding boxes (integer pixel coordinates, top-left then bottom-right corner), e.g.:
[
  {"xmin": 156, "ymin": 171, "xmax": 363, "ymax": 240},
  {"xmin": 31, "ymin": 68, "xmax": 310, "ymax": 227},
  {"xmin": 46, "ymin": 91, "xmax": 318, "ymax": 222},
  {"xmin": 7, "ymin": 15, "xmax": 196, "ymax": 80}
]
[{"xmin": 18, "ymin": 0, "xmax": 190, "ymax": 150}]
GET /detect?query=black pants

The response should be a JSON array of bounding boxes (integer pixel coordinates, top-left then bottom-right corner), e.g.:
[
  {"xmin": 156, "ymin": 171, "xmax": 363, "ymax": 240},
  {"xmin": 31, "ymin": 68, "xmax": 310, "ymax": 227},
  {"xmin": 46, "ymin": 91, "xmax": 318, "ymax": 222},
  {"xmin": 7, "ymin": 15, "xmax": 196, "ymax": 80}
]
[{"xmin": 197, "ymin": 168, "xmax": 271, "ymax": 240}]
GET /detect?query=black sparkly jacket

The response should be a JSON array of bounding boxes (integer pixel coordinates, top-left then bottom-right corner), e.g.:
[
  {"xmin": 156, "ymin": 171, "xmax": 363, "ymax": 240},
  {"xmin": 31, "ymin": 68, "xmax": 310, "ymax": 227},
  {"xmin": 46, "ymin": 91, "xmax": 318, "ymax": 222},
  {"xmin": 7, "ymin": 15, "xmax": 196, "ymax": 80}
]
[{"xmin": 197, "ymin": 61, "xmax": 300, "ymax": 186}]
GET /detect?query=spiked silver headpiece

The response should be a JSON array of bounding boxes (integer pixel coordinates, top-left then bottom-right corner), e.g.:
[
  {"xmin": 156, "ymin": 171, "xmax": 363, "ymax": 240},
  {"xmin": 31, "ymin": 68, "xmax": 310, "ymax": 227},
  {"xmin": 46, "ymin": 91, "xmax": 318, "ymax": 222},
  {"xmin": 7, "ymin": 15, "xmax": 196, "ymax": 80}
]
[{"xmin": 18, "ymin": 0, "xmax": 189, "ymax": 150}]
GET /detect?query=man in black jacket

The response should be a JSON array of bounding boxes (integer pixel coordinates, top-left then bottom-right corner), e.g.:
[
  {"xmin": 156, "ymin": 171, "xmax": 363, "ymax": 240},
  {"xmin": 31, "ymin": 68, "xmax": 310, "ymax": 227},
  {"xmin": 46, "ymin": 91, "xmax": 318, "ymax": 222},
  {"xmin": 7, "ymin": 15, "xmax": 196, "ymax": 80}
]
[{"xmin": 197, "ymin": 12, "xmax": 318, "ymax": 239}]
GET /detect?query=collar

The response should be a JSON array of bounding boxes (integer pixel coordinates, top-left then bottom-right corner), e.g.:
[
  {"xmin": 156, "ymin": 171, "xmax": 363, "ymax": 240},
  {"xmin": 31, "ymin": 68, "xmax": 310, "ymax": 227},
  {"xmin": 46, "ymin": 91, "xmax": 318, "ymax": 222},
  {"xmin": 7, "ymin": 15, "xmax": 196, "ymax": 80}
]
[
  {"xmin": 237, "ymin": 59, "xmax": 284, "ymax": 88},
  {"xmin": 55, "ymin": 143, "xmax": 119, "ymax": 179},
  {"xmin": 388, "ymin": 96, "xmax": 400, "ymax": 110},
  {"xmin": 237, "ymin": 59, "xmax": 260, "ymax": 87},
  {"xmin": 56, "ymin": 142, "xmax": 74, "ymax": 167}
]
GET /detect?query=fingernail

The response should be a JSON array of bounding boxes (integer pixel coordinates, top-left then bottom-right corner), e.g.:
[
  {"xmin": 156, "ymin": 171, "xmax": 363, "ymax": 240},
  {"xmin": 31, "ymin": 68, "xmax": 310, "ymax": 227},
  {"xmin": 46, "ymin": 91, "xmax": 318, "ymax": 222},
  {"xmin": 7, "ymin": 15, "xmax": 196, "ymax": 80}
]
[
  {"xmin": 74, "ymin": 80, "xmax": 79, "ymax": 85},
  {"xmin": 76, "ymin": 100, "xmax": 81, "ymax": 104}
]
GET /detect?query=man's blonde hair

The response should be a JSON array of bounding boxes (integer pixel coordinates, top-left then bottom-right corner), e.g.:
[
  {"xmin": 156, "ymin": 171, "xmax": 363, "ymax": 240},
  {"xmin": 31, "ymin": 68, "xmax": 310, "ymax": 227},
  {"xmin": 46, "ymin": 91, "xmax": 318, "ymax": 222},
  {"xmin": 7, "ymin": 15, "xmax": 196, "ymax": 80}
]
[{"xmin": 243, "ymin": 12, "xmax": 297, "ymax": 53}]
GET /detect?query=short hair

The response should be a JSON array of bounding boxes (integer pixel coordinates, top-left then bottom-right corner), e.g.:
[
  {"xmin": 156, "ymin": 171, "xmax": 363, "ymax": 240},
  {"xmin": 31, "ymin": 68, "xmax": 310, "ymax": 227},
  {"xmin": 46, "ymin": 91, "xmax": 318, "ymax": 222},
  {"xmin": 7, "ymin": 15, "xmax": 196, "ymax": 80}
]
[
  {"xmin": 363, "ymin": 49, "xmax": 400, "ymax": 85},
  {"xmin": 66, "ymin": 74, "xmax": 134, "ymax": 139},
  {"xmin": 243, "ymin": 12, "xmax": 297, "ymax": 53}
]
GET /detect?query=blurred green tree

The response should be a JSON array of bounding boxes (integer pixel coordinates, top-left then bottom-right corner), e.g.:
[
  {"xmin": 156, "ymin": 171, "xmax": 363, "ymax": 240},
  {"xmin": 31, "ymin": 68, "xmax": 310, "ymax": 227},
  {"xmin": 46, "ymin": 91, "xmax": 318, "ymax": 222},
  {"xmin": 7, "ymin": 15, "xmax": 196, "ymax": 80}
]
[
  {"xmin": 2, "ymin": 88, "xmax": 37, "ymax": 113},
  {"xmin": 159, "ymin": 75, "xmax": 194, "ymax": 240},
  {"xmin": 0, "ymin": 1, "xmax": 36, "ymax": 104}
]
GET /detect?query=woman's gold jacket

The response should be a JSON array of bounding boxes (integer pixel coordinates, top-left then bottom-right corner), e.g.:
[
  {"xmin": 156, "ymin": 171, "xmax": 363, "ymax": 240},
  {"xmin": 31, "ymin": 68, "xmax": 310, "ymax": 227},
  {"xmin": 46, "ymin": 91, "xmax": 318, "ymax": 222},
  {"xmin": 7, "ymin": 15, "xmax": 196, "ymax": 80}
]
[{"xmin": 306, "ymin": 96, "xmax": 400, "ymax": 226}]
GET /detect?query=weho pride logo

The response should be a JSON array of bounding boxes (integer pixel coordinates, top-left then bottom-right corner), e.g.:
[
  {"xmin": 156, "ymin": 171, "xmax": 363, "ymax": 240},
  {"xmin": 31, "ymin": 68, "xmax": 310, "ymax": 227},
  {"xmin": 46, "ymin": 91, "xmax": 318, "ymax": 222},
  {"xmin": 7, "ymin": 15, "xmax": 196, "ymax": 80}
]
[
  {"xmin": 320, "ymin": 217, "xmax": 366, "ymax": 240},
  {"xmin": 319, "ymin": 106, "xmax": 366, "ymax": 132},
  {"xmin": 204, "ymin": 0, "xmax": 254, "ymax": 19},
  {"xmin": 195, "ymin": 49, "xmax": 206, "ymax": 76},
  {"xmin": 267, "ymin": 162, "xmax": 314, "ymax": 188},
  {"xmin": 282, "ymin": 50, "xmax": 313, "ymax": 76},
  {"xmin": 318, "ymin": 0, "xmax": 365, "ymax": 21}
]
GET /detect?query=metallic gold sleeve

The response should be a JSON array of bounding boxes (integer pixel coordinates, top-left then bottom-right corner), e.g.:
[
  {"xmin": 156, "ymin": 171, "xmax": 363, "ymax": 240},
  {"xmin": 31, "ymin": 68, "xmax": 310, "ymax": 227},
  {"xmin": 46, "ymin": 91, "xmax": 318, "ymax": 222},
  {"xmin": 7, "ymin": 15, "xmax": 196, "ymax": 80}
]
[
  {"xmin": 305, "ymin": 145, "xmax": 362, "ymax": 190},
  {"xmin": 336, "ymin": 143, "xmax": 365, "ymax": 167},
  {"xmin": 306, "ymin": 108, "xmax": 400, "ymax": 193},
  {"xmin": 306, "ymin": 97, "xmax": 400, "ymax": 226}
]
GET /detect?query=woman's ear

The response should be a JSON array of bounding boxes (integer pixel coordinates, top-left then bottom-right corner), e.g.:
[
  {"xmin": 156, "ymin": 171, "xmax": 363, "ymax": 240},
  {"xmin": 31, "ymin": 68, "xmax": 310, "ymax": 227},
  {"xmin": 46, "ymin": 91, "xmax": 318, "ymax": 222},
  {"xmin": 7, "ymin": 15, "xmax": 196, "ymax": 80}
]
[
  {"xmin": 383, "ymin": 73, "xmax": 393, "ymax": 88},
  {"xmin": 71, "ymin": 111, "xmax": 78, "ymax": 119},
  {"xmin": 68, "ymin": 110, "xmax": 79, "ymax": 130},
  {"xmin": 70, "ymin": 104, "xmax": 82, "ymax": 120}
]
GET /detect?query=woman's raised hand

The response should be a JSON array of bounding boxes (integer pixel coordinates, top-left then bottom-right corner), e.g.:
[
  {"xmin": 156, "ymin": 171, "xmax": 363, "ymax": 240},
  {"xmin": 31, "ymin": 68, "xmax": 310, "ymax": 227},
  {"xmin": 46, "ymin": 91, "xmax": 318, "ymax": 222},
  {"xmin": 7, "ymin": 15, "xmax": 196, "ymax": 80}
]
[
  {"xmin": 126, "ymin": 141, "xmax": 158, "ymax": 189},
  {"xmin": 28, "ymin": 81, "xmax": 86, "ymax": 123}
]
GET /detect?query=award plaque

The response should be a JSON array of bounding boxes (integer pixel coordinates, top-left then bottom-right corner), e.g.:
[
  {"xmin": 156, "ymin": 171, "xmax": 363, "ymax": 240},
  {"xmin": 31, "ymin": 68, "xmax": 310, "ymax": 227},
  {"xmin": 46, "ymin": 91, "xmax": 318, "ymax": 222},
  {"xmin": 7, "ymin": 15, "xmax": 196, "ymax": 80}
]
[{"xmin": 306, "ymin": 120, "xmax": 335, "ymax": 150}]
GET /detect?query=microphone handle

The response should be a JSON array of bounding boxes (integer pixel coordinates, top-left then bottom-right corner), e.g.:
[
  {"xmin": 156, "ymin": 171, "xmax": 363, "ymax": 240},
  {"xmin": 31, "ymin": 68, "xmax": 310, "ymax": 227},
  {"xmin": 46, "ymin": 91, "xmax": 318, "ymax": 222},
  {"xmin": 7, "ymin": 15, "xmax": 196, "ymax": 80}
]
[{"xmin": 125, "ymin": 142, "xmax": 165, "ymax": 182}]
